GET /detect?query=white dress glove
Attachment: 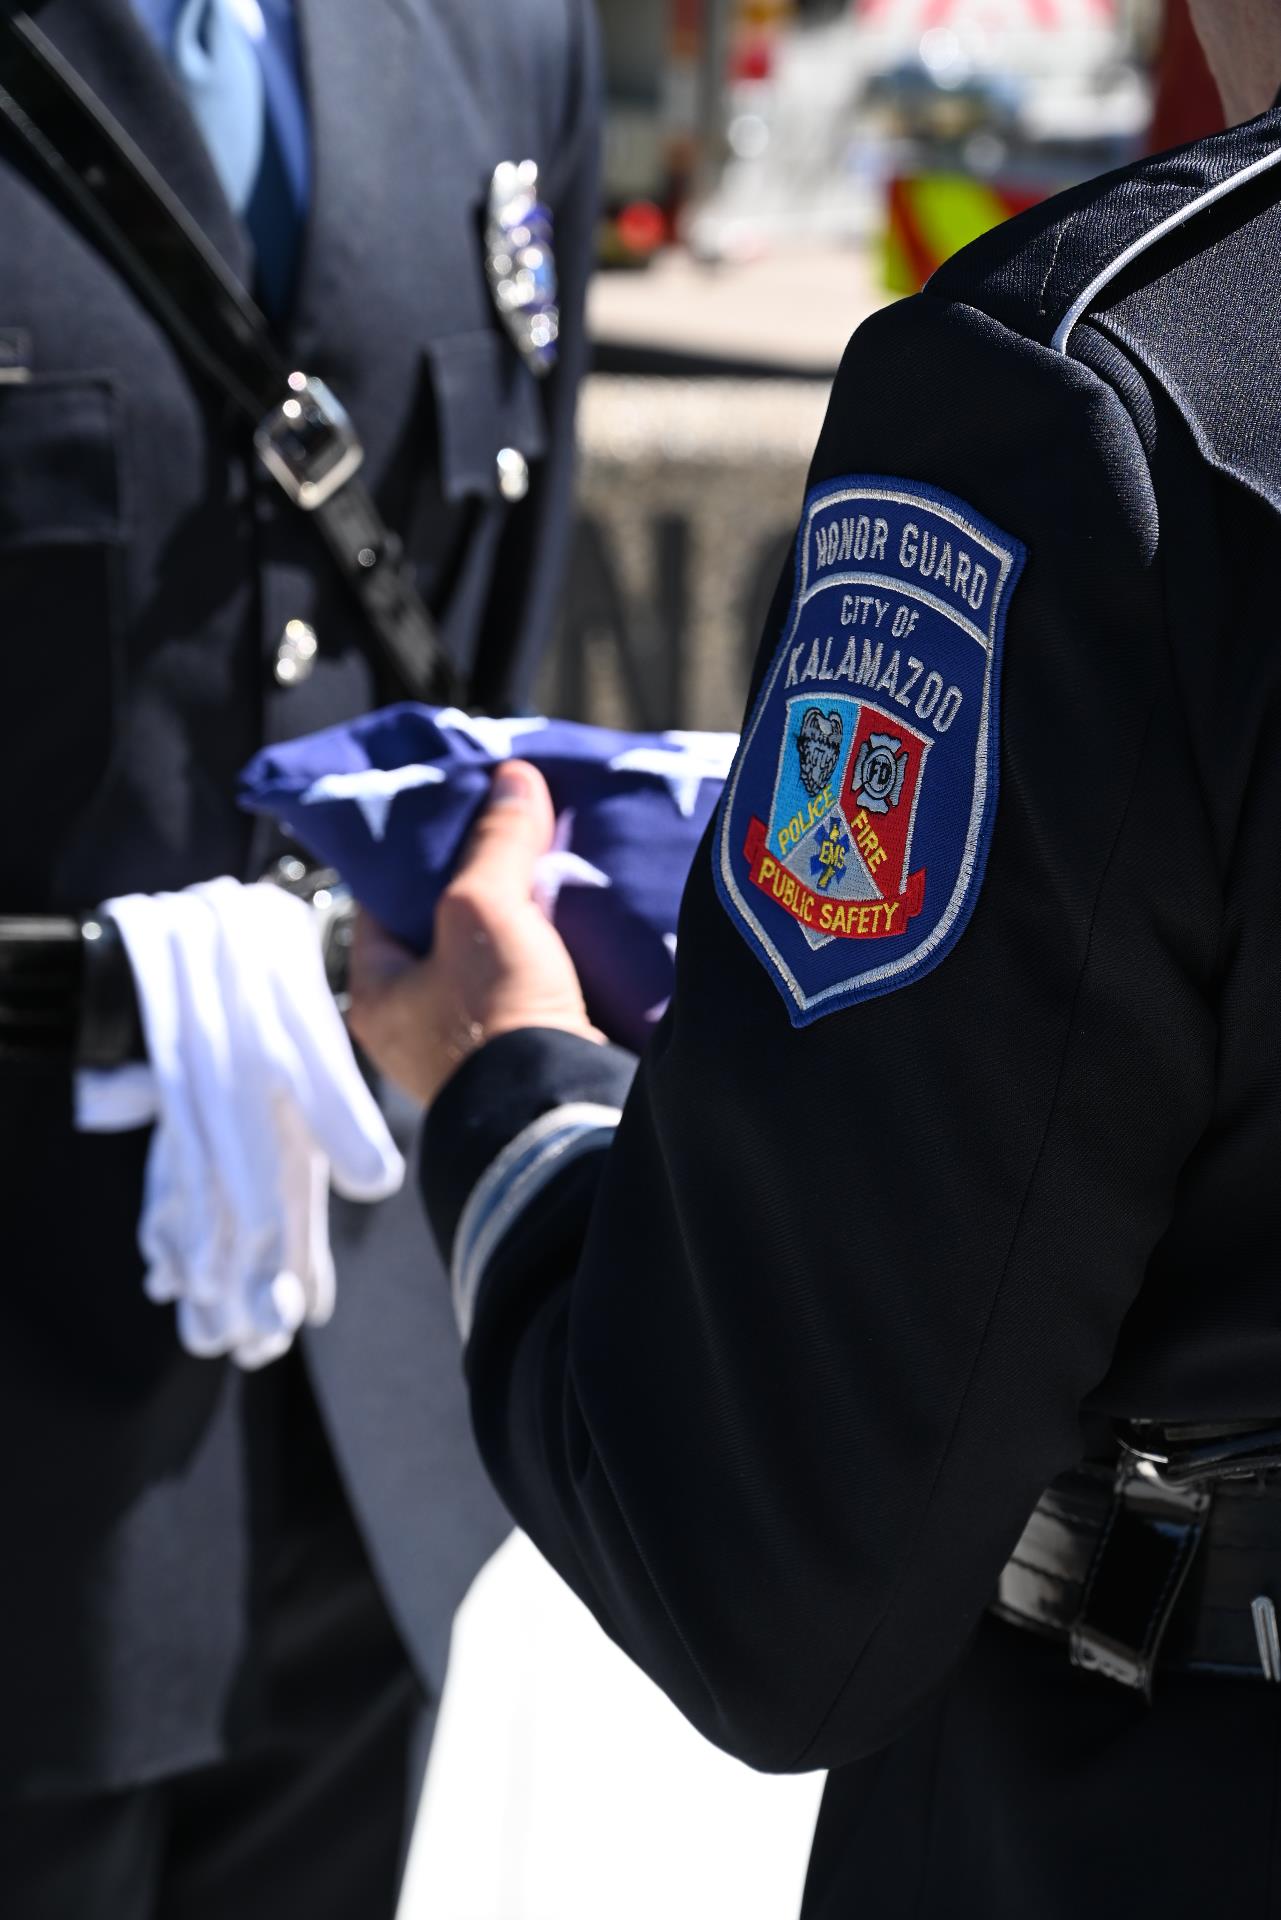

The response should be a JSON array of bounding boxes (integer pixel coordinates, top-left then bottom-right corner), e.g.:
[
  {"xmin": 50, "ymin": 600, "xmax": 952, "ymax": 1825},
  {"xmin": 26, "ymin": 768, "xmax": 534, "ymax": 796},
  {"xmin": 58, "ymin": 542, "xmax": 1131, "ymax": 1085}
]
[{"xmin": 75, "ymin": 878, "xmax": 405, "ymax": 1368}]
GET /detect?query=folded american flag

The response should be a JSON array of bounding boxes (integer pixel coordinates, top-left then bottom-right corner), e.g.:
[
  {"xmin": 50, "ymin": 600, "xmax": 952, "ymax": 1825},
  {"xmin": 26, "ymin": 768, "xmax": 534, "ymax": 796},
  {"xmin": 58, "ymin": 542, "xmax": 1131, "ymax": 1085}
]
[{"xmin": 239, "ymin": 706, "xmax": 739, "ymax": 1052}]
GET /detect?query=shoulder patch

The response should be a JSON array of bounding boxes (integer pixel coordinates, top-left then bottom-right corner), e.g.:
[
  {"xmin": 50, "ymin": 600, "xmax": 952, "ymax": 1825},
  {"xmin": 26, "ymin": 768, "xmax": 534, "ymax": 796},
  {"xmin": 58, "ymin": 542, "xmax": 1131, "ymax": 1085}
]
[{"xmin": 714, "ymin": 476, "xmax": 1025, "ymax": 1025}]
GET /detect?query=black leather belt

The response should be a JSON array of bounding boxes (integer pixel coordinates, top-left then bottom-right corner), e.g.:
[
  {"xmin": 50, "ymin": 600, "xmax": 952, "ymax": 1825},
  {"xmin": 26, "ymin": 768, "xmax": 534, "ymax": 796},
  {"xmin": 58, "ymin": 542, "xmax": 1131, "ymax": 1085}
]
[
  {"xmin": 995, "ymin": 1425, "xmax": 1281, "ymax": 1696},
  {"xmin": 0, "ymin": 914, "xmax": 143, "ymax": 1066},
  {"xmin": 0, "ymin": 865, "xmax": 353, "ymax": 1068}
]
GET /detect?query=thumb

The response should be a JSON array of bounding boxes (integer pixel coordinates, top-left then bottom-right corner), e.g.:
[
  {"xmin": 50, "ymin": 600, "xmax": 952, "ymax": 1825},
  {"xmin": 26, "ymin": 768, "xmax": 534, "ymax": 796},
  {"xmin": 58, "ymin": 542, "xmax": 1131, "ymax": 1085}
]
[{"xmin": 456, "ymin": 759, "xmax": 556, "ymax": 901}]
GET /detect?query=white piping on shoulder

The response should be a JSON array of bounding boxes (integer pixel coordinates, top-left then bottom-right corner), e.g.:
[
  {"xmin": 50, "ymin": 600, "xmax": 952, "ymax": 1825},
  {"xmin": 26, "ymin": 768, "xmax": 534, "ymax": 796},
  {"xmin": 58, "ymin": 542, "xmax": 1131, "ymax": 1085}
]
[
  {"xmin": 1052, "ymin": 143, "xmax": 1281, "ymax": 354},
  {"xmin": 451, "ymin": 1101, "xmax": 623, "ymax": 1345}
]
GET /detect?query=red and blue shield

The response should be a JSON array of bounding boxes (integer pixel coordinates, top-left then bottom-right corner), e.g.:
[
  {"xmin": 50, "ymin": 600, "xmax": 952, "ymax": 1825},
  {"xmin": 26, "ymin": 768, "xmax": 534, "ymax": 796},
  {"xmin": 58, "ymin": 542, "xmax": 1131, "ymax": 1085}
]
[{"xmin": 716, "ymin": 477, "xmax": 1025, "ymax": 1023}]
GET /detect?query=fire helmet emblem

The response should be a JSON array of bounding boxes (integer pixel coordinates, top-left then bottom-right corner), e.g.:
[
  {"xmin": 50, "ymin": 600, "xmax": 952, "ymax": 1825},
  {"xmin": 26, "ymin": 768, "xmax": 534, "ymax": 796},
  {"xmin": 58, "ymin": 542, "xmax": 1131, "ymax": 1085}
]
[{"xmin": 852, "ymin": 732, "xmax": 908, "ymax": 815}]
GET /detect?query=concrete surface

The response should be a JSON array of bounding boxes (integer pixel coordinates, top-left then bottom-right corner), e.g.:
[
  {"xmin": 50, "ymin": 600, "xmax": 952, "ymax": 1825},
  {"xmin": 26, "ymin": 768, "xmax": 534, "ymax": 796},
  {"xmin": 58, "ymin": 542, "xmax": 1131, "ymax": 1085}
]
[{"xmin": 588, "ymin": 241, "xmax": 890, "ymax": 373}]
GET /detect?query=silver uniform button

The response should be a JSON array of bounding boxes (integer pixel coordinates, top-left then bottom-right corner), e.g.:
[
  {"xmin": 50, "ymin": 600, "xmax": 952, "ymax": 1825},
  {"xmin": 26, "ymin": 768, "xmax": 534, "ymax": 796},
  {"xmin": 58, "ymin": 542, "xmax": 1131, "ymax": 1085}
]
[
  {"xmin": 274, "ymin": 618, "xmax": 319, "ymax": 687},
  {"xmin": 496, "ymin": 446, "xmax": 530, "ymax": 503}
]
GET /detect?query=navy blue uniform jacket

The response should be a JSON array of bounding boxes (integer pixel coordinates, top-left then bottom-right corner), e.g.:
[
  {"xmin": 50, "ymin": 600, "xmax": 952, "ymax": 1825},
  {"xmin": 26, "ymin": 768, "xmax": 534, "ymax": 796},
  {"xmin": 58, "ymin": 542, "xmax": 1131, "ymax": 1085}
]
[
  {"xmin": 422, "ymin": 109, "xmax": 1281, "ymax": 1916},
  {"xmin": 0, "ymin": 0, "xmax": 598, "ymax": 1794}
]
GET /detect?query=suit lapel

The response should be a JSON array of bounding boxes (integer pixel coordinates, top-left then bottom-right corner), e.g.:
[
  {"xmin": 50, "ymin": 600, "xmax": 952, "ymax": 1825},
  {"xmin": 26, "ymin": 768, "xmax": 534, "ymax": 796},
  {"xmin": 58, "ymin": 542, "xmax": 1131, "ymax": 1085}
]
[
  {"xmin": 32, "ymin": 0, "xmax": 251, "ymax": 285},
  {"xmin": 288, "ymin": 0, "xmax": 492, "ymax": 362}
]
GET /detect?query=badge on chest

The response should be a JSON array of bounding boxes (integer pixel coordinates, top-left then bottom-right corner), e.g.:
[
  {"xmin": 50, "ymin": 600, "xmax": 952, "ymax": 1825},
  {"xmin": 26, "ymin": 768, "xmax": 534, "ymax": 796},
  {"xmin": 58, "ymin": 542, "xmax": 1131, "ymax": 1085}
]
[
  {"xmin": 486, "ymin": 160, "xmax": 559, "ymax": 377},
  {"xmin": 715, "ymin": 477, "xmax": 1025, "ymax": 1024}
]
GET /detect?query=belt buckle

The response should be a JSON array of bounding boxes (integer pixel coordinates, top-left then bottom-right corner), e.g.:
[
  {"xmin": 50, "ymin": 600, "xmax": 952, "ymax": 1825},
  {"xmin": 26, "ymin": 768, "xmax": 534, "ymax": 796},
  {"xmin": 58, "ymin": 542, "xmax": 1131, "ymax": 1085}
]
[
  {"xmin": 1119, "ymin": 1418, "xmax": 1281, "ymax": 1486},
  {"xmin": 255, "ymin": 373, "xmax": 365, "ymax": 512},
  {"xmin": 1069, "ymin": 1447, "xmax": 1210, "ymax": 1699}
]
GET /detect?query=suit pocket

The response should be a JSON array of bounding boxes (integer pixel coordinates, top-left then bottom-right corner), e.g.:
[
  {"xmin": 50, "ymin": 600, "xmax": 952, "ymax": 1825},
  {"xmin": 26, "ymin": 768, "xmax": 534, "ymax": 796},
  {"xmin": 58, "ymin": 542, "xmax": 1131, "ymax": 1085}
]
[
  {"xmin": 424, "ymin": 327, "xmax": 548, "ymax": 503},
  {"xmin": 0, "ymin": 374, "xmax": 124, "ymax": 546},
  {"xmin": 0, "ymin": 375, "xmax": 126, "ymax": 905}
]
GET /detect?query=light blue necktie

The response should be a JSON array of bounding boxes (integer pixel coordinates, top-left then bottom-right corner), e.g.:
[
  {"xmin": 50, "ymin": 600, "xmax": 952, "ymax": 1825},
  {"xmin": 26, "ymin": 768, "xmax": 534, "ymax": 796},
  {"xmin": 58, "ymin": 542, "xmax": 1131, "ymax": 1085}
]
[
  {"xmin": 170, "ymin": 0, "xmax": 302, "ymax": 317},
  {"xmin": 173, "ymin": 0, "xmax": 266, "ymax": 217}
]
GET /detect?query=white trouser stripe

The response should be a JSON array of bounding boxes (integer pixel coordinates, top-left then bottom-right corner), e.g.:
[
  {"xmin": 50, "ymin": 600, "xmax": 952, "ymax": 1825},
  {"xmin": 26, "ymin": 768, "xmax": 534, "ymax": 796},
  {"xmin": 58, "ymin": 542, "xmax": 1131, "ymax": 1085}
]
[{"xmin": 451, "ymin": 1102, "xmax": 623, "ymax": 1344}]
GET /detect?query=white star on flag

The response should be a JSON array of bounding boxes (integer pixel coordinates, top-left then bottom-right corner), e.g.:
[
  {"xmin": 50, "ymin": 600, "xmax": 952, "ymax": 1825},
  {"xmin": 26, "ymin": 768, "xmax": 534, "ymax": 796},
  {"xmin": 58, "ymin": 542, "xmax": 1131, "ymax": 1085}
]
[
  {"xmin": 608, "ymin": 731, "xmax": 738, "ymax": 819},
  {"xmin": 662, "ymin": 731, "xmax": 739, "ymax": 778},
  {"xmin": 533, "ymin": 809, "xmax": 612, "ymax": 920},
  {"xmin": 300, "ymin": 763, "xmax": 445, "ymax": 842},
  {"xmin": 435, "ymin": 709, "xmax": 550, "ymax": 760},
  {"xmin": 644, "ymin": 932, "xmax": 681, "ymax": 1025}
]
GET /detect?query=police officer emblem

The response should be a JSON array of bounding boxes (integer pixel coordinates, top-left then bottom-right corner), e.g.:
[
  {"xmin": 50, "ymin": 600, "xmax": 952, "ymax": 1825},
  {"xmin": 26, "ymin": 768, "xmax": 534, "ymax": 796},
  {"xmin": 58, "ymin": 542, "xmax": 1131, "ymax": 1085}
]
[
  {"xmin": 716, "ymin": 475, "xmax": 1026, "ymax": 1023},
  {"xmin": 797, "ymin": 708, "xmax": 843, "ymax": 795}
]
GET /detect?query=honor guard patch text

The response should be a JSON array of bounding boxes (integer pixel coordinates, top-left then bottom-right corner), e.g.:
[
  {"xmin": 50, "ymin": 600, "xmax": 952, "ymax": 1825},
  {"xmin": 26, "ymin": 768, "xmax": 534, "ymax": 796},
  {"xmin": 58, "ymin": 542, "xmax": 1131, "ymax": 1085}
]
[{"xmin": 715, "ymin": 477, "xmax": 1025, "ymax": 1024}]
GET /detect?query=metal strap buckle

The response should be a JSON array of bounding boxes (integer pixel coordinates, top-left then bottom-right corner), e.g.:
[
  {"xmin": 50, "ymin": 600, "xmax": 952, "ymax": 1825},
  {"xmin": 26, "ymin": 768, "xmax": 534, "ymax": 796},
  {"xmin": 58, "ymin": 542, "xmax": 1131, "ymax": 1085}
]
[
  {"xmin": 254, "ymin": 372, "xmax": 365, "ymax": 512},
  {"xmin": 1069, "ymin": 1451, "xmax": 1210, "ymax": 1699},
  {"xmin": 266, "ymin": 859, "xmax": 356, "ymax": 1004},
  {"xmin": 1118, "ymin": 1420, "xmax": 1281, "ymax": 1487}
]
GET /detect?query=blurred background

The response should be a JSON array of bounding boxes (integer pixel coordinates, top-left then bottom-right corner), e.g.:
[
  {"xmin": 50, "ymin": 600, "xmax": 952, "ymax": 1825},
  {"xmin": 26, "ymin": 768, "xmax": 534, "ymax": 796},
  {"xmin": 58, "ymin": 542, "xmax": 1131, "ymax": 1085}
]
[
  {"xmin": 540, "ymin": 0, "xmax": 1218, "ymax": 737},
  {"xmin": 403, "ymin": 6, "xmax": 1219, "ymax": 1914}
]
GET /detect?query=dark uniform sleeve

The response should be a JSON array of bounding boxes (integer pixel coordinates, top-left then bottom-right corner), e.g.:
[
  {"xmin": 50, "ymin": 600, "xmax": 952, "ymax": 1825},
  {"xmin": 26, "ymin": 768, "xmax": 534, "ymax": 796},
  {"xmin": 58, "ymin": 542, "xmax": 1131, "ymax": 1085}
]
[{"xmin": 421, "ymin": 291, "xmax": 1220, "ymax": 1771}]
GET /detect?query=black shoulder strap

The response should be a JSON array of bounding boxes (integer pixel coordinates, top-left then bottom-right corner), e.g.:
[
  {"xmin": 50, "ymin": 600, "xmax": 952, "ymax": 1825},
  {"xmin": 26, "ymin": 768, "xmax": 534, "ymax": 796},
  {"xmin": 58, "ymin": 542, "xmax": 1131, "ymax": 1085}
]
[{"xmin": 0, "ymin": 6, "xmax": 463, "ymax": 705}]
